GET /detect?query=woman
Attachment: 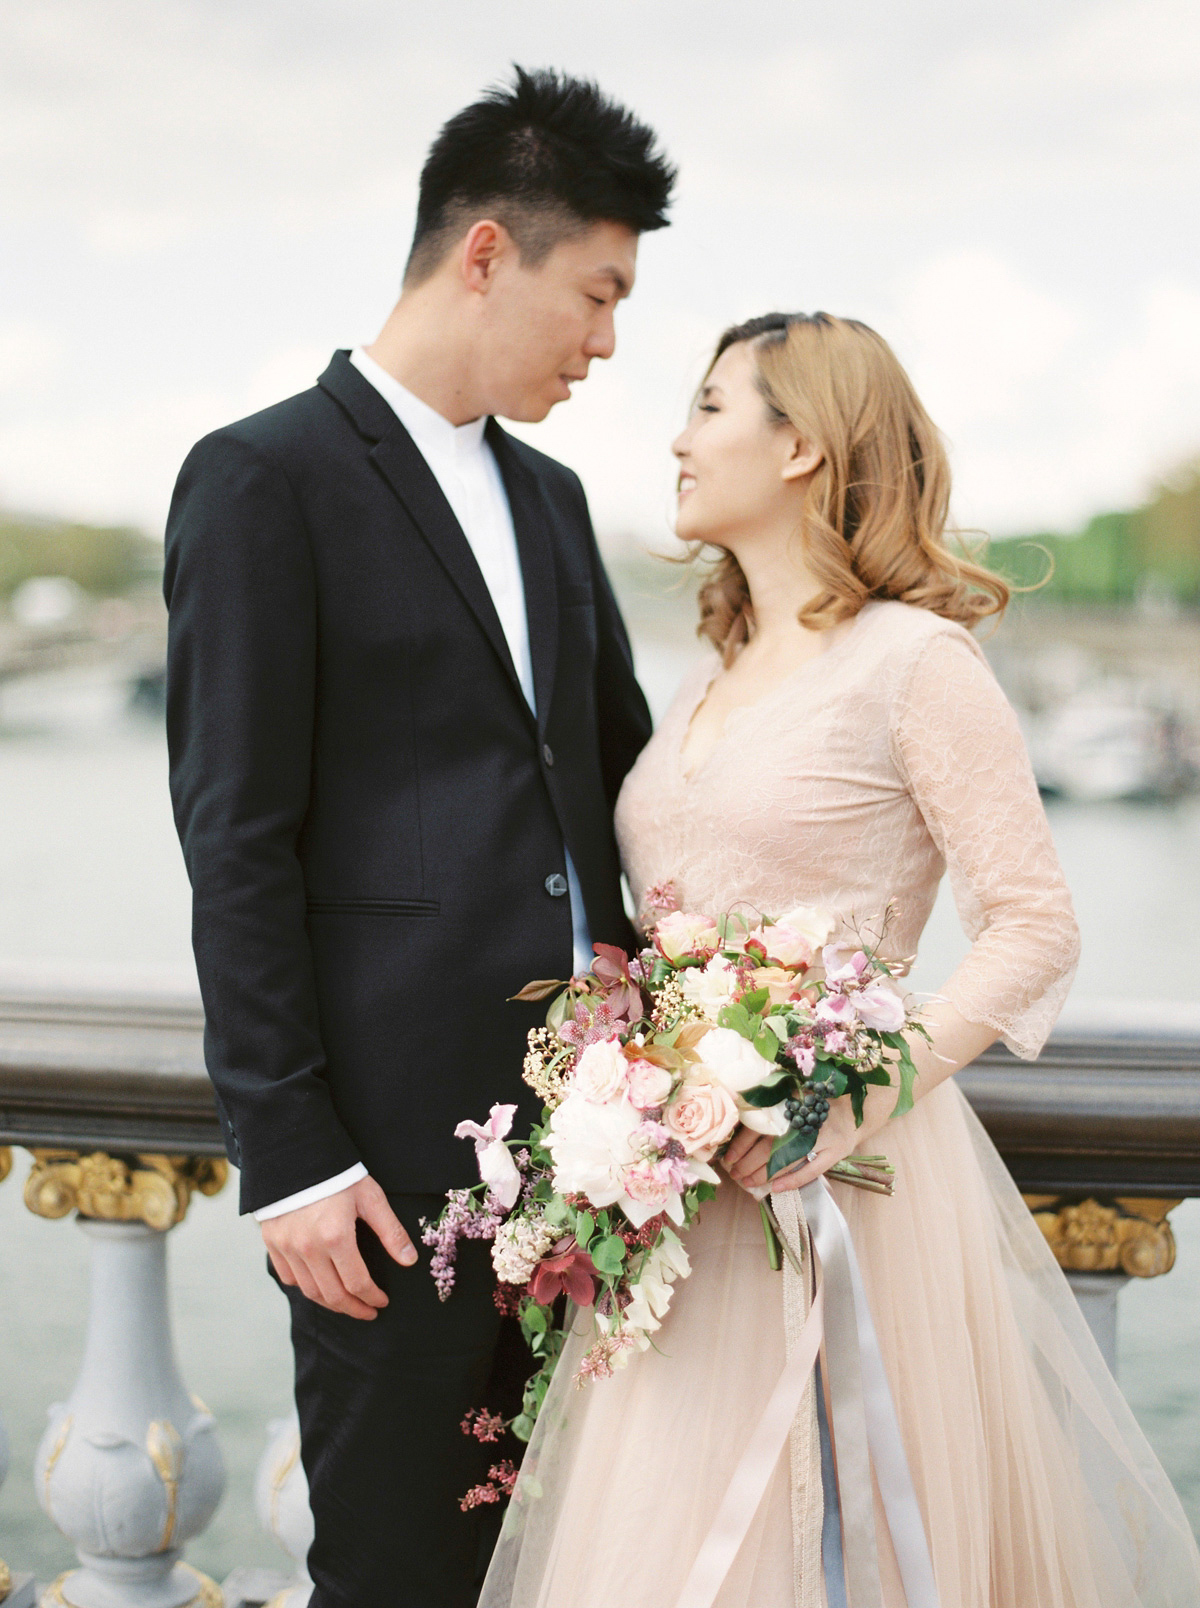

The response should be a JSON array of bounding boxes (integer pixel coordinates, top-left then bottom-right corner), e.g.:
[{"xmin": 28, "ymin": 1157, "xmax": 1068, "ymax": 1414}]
[{"xmin": 481, "ymin": 313, "xmax": 1200, "ymax": 1607}]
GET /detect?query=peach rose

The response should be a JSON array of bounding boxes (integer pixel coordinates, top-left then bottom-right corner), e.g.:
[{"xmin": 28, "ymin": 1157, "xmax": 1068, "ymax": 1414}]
[
  {"xmin": 664, "ymin": 1078, "xmax": 740, "ymax": 1159},
  {"xmin": 751, "ymin": 966, "xmax": 798, "ymax": 1006}
]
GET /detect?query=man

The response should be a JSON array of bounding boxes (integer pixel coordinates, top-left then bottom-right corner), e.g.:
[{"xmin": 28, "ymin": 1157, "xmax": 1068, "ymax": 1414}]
[{"xmin": 164, "ymin": 66, "xmax": 673, "ymax": 1608}]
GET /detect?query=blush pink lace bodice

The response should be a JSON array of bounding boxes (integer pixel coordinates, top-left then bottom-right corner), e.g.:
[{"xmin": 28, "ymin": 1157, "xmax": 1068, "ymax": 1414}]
[{"xmin": 615, "ymin": 599, "xmax": 1080, "ymax": 1058}]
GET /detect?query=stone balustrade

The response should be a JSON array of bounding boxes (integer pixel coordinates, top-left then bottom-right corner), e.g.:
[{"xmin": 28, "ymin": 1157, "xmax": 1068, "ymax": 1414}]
[{"xmin": 0, "ymin": 975, "xmax": 1198, "ymax": 1602}]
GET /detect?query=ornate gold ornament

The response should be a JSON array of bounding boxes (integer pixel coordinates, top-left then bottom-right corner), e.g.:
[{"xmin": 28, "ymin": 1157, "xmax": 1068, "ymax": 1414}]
[
  {"xmin": 0, "ymin": 1146, "xmax": 12, "ymax": 1185},
  {"xmin": 1024, "ymin": 1194, "xmax": 1180, "ymax": 1278},
  {"xmin": 40, "ymin": 1566, "xmax": 221, "ymax": 1608},
  {"xmin": 0, "ymin": 1556, "xmax": 12, "ymax": 1600},
  {"xmin": 23, "ymin": 1152, "xmax": 227, "ymax": 1231}
]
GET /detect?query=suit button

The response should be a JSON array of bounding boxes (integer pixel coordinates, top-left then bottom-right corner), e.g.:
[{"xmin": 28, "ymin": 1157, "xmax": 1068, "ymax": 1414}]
[
  {"xmin": 545, "ymin": 873, "xmax": 568, "ymax": 898},
  {"xmin": 542, "ymin": 743, "xmax": 555, "ymax": 767}
]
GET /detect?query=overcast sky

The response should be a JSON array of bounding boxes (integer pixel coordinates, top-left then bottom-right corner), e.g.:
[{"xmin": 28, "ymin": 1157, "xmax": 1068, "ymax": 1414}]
[{"xmin": 2, "ymin": 0, "xmax": 1199, "ymax": 549}]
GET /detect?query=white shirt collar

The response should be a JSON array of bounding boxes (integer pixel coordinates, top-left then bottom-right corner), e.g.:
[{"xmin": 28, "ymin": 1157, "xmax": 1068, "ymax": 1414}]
[{"xmin": 350, "ymin": 347, "xmax": 487, "ymax": 462}]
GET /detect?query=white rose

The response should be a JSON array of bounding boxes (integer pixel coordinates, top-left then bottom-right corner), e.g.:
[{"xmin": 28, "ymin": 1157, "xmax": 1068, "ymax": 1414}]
[
  {"xmin": 696, "ymin": 1025, "xmax": 778, "ymax": 1094},
  {"xmin": 777, "ymin": 905, "xmax": 836, "ymax": 951},
  {"xmin": 680, "ymin": 956, "xmax": 739, "ymax": 1022},
  {"xmin": 570, "ymin": 1036, "xmax": 628, "ymax": 1103},
  {"xmin": 738, "ymin": 1100, "xmax": 791, "ymax": 1136}
]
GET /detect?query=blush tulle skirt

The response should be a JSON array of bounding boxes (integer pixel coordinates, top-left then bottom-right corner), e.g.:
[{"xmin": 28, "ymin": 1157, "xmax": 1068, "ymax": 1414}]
[{"xmin": 479, "ymin": 1081, "xmax": 1200, "ymax": 1608}]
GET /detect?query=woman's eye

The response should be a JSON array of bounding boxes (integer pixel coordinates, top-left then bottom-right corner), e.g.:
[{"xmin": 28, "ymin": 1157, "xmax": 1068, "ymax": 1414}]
[{"xmin": 698, "ymin": 403, "xmax": 720, "ymax": 414}]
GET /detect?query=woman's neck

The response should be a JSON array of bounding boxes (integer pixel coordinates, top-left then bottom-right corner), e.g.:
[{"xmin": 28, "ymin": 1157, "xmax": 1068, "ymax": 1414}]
[{"xmin": 731, "ymin": 535, "xmax": 825, "ymax": 661}]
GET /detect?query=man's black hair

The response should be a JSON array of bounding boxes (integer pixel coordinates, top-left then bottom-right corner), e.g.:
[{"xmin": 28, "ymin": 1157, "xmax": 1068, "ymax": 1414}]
[{"xmin": 406, "ymin": 65, "xmax": 676, "ymax": 284}]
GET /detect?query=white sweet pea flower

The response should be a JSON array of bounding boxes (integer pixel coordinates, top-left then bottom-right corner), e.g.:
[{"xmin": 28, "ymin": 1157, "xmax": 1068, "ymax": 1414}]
[
  {"xmin": 853, "ymin": 979, "xmax": 907, "ymax": 1032},
  {"xmin": 454, "ymin": 1103, "xmax": 522, "ymax": 1209}
]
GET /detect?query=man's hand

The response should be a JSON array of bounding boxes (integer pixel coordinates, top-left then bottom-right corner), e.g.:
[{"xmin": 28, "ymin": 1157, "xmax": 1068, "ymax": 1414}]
[{"xmin": 261, "ymin": 1175, "xmax": 418, "ymax": 1319}]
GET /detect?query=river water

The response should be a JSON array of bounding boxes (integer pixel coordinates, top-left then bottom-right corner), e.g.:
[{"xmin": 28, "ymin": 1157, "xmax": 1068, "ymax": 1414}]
[{"xmin": 1, "ymin": 642, "xmax": 1198, "ymax": 1584}]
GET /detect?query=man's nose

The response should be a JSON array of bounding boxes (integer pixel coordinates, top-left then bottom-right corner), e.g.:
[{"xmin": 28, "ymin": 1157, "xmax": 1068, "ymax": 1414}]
[{"xmin": 585, "ymin": 310, "xmax": 617, "ymax": 361}]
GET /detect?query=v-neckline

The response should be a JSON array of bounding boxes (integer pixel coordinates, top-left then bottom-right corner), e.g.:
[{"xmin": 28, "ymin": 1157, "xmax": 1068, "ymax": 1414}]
[{"xmin": 678, "ymin": 604, "xmax": 875, "ymax": 784}]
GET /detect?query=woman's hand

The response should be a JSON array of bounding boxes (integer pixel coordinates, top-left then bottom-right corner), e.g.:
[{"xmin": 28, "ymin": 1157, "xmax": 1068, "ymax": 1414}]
[{"xmin": 723, "ymin": 1082, "xmax": 895, "ymax": 1195}]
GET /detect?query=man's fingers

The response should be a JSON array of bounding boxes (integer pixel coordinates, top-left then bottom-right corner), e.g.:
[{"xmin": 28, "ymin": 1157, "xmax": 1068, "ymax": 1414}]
[
  {"xmin": 357, "ymin": 1182, "xmax": 418, "ymax": 1268},
  {"xmin": 331, "ymin": 1240, "xmax": 389, "ymax": 1310},
  {"xmin": 268, "ymin": 1247, "xmax": 298, "ymax": 1287},
  {"xmin": 307, "ymin": 1250, "xmax": 379, "ymax": 1320}
]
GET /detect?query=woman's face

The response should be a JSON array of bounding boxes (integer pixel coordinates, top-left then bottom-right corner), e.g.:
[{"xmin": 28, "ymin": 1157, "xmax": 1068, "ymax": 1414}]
[{"xmin": 672, "ymin": 339, "xmax": 814, "ymax": 550}]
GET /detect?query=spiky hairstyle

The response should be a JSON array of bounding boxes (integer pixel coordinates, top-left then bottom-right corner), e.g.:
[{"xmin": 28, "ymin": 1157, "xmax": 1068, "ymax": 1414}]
[{"xmin": 405, "ymin": 65, "xmax": 675, "ymax": 283}]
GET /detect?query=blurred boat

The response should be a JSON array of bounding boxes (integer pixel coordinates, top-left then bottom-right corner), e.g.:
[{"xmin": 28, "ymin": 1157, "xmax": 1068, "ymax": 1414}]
[{"xmin": 1028, "ymin": 682, "xmax": 1197, "ymax": 802}]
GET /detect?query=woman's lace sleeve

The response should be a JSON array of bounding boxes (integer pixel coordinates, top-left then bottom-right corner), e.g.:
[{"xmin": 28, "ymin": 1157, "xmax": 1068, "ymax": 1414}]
[{"xmin": 891, "ymin": 630, "xmax": 1081, "ymax": 1059}]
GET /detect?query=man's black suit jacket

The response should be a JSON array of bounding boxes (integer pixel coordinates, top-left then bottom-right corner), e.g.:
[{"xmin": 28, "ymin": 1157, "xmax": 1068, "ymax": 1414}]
[{"xmin": 164, "ymin": 350, "xmax": 653, "ymax": 1214}]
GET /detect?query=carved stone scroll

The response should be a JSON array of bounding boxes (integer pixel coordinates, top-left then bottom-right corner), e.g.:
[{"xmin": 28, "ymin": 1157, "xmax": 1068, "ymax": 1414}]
[
  {"xmin": 1024, "ymin": 1193, "xmax": 1180, "ymax": 1278},
  {"xmin": 23, "ymin": 1150, "xmax": 227, "ymax": 1231}
]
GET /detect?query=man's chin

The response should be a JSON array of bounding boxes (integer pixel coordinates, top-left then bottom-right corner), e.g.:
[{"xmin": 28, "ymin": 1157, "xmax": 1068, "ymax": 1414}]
[{"xmin": 496, "ymin": 396, "xmax": 561, "ymax": 425}]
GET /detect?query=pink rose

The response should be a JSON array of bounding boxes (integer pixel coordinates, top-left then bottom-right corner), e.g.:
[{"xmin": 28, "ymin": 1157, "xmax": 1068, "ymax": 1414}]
[
  {"xmin": 655, "ymin": 910, "xmax": 721, "ymax": 963},
  {"xmin": 762, "ymin": 924, "xmax": 814, "ymax": 969},
  {"xmin": 621, "ymin": 1159, "xmax": 672, "ymax": 1208},
  {"xmin": 625, "ymin": 1058, "xmax": 675, "ymax": 1110},
  {"xmin": 571, "ymin": 1037, "xmax": 628, "ymax": 1103},
  {"xmin": 664, "ymin": 1079, "xmax": 740, "ymax": 1159}
]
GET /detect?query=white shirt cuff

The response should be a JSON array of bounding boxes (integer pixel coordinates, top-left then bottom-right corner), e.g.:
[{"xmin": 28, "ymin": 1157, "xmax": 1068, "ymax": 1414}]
[{"xmin": 254, "ymin": 1162, "xmax": 368, "ymax": 1221}]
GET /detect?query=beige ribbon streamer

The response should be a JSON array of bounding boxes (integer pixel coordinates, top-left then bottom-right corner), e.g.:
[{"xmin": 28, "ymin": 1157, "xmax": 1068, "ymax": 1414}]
[{"xmin": 671, "ymin": 1285, "xmax": 825, "ymax": 1608}]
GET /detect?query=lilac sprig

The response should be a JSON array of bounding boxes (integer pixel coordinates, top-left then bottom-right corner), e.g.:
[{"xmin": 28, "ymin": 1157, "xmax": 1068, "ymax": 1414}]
[{"xmin": 420, "ymin": 1187, "xmax": 506, "ymax": 1301}]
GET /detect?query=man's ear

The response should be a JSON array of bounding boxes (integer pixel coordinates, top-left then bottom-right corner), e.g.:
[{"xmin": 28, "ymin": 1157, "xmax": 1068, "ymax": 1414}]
[
  {"xmin": 780, "ymin": 432, "xmax": 823, "ymax": 482},
  {"xmin": 459, "ymin": 220, "xmax": 512, "ymax": 295}
]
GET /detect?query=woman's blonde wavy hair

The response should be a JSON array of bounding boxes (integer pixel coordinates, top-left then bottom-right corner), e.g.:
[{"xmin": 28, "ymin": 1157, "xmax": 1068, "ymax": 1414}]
[{"xmin": 691, "ymin": 312, "xmax": 1010, "ymax": 662}]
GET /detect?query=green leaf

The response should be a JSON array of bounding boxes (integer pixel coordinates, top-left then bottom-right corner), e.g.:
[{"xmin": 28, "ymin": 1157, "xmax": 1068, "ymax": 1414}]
[
  {"xmin": 717, "ymin": 1002, "xmax": 755, "ymax": 1040},
  {"xmin": 590, "ymin": 1234, "xmax": 627, "ymax": 1275},
  {"xmin": 573, "ymin": 1211, "xmax": 595, "ymax": 1250},
  {"xmin": 739, "ymin": 987, "xmax": 770, "ymax": 1016},
  {"xmin": 694, "ymin": 1181, "xmax": 717, "ymax": 1203},
  {"xmin": 546, "ymin": 991, "xmax": 571, "ymax": 1031},
  {"xmin": 740, "ymin": 1078, "xmax": 788, "ymax": 1107},
  {"xmin": 753, "ymin": 1027, "xmax": 782, "ymax": 1062},
  {"xmin": 891, "ymin": 1043, "xmax": 918, "ymax": 1118},
  {"xmin": 544, "ymin": 1194, "xmax": 570, "ymax": 1226},
  {"xmin": 847, "ymin": 1072, "xmax": 866, "ymax": 1126},
  {"xmin": 765, "ymin": 1126, "xmax": 817, "ymax": 1179},
  {"xmin": 511, "ymin": 1414, "xmax": 535, "ymax": 1443},
  {"xmin": 521, "ymin": 1303, "xmax": 548, "ymax": 1336}
]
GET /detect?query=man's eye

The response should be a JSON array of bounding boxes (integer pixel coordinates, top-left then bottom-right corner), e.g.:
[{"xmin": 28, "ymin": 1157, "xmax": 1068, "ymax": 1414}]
[{"xmin": 588, "ymin": 295, "xmax": 607, "ymax": 307}]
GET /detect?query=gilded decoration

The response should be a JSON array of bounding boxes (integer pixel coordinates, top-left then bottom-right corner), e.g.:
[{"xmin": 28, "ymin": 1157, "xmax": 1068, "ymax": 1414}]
[
  {"xmin": 23, "ymin": 1151, "xmax": 227, "ymax": 1231},
  {"xmin": 40, "ymin": 1566, "xmax": 221, "ymax": 1608},
  {"xmin": 146, "ymin": 1419, "xmax": 184, "ymax": 1550},
  {"xmin": 0, "ymin": 1557, "xmax": 11, "ymax": 1600},
  {"xmin": 1024, "ymin": 1194, "xmax": 1181, "ymax": 1278},
  {"xmin": 0, "ymin": 1146, "xmax": 11, "ymax": 1185}
]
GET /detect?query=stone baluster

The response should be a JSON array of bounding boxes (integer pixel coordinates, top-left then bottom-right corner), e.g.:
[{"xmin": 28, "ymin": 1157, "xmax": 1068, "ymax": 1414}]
[
  {"xmin": 254, "ymin": 1413, "xmax": 313, "ymax": 1608},
  {"xmin": 1024, "ymin": 1192, "xmax": 1181, "ymax": 1372},
  {"xmin": 24, "ymin": 1150, "xmax": 228, "ymax": 1608},
  {"xmin": 0, "ymin": 1180, "xmax": 38, "ymax": 1608}
]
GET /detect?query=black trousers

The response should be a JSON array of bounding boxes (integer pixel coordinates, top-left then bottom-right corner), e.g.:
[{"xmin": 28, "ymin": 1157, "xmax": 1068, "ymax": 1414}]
[{"xmin": 274, "ymin": 1194, "xmax": 527, "ymax": 1608}]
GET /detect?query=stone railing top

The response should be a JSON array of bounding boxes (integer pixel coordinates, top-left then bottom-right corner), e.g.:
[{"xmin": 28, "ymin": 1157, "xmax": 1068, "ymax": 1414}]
[{"xmin": 2, "ymin": 969, "xmax": 1200, "ymax": 1188}]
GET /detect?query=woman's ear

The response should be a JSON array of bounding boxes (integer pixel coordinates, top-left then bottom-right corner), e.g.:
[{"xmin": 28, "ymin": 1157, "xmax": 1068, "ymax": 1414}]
[{"xmin": 780, "ymin": 432, "xmax": 823, "ymax": 483}]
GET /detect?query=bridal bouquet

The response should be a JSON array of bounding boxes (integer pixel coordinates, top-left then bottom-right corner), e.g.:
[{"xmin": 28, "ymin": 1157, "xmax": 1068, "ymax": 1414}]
[{"xmin": 423, "ymin": 895, "xmax": 925, "ymax": 1506}]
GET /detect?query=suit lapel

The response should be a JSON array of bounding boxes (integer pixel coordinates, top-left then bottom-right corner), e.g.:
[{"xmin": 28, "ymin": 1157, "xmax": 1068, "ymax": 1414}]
[
  {"xmin": 318, "ymin": 351, "xmax": 559, "ymax": 729},
  {"xmin": 488, "ymin": 421, "xmax": 559, "ymax": 734}
]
